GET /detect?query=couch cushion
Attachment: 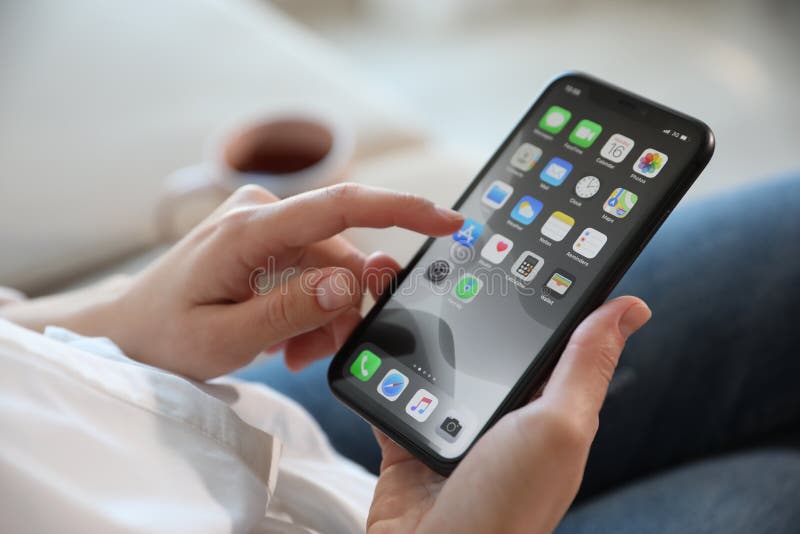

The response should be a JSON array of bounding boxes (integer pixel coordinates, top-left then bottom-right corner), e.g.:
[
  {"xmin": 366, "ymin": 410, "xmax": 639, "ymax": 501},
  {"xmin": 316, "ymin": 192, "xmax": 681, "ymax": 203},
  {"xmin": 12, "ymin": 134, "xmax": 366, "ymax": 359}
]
[{"xmin": 0, "ymin": 0, "xmax": 424, "ymax": 292}]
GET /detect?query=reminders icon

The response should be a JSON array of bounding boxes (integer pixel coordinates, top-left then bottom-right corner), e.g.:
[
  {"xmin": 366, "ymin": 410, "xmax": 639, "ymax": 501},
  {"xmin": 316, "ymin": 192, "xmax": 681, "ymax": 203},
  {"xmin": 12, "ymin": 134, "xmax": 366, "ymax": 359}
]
[{"xmin": 572, "ymin": 228, "xmax": 607, "ymax": 259}]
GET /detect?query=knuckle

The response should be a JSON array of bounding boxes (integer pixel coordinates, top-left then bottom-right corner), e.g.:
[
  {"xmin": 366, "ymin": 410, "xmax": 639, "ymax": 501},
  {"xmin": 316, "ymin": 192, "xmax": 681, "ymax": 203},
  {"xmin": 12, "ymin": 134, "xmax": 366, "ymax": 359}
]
[
  {"xmin": 231, "ymin": 184, "xmax": 278, "ymax": 204},
  {"xmin": 216, "ymin": 206, "xmax": 253, "ymax": 234},
  {"xmin": 395, "ymin": 190, "xmax": 430, "ymax": 211},
  {"xmin": 536, "ymin": 408, "xmax": 593, "ymax": 451},
  {"xmin": 594, "ymin": 337, "xmax": 624, "ymax": 384},
  {"xmin": 264, "ymin": 291, "xmax": 296, "ymax": 335},
  {"xmin": 566, "ymin": 332, "xmax": 625, "ymax": 386},
  {"xmin": 325, "ymin": 182, "xmax": 362, "ymax": 201}
]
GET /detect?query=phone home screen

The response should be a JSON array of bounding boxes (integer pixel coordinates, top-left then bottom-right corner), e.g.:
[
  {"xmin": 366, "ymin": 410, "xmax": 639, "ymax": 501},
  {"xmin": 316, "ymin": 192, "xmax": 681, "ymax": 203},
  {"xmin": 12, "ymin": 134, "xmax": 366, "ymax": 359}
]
[{"xmin": 332, "ymin": 75, "xmax": 710, "ymax": 462}]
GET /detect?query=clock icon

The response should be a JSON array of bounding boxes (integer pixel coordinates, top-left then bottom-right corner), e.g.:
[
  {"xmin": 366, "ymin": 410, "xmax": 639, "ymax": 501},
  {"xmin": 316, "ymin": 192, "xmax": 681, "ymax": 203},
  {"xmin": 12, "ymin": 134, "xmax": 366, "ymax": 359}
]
[{"xmin": 575, "ymin": 175, "xmax": 601, "ymax": 199}]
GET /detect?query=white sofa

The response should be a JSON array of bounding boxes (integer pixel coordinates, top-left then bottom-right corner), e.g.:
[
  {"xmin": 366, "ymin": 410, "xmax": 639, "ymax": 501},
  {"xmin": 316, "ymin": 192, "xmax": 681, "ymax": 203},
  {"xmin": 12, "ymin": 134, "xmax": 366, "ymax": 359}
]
[{"xmin": 1, "ymin": 0, "xmax": 479, "ymax": 293}]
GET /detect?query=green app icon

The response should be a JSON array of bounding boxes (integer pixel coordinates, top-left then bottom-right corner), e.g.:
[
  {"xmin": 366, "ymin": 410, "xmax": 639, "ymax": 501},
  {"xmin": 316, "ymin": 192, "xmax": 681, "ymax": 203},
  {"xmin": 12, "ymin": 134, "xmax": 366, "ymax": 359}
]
[
  {"xmin": 350, "ymin": 349, "xmax": 382, "ymax": 382},
  {"xmin": 569, "ymin": 119, "xmax": 603, "ymax": 148},
  {"xmin": 539, "ymin": 106, "xmax": 572, "ymax": 134},
  {"xmin": 454, "ymin": 275, "xmax": 482, "ymax": 303}
]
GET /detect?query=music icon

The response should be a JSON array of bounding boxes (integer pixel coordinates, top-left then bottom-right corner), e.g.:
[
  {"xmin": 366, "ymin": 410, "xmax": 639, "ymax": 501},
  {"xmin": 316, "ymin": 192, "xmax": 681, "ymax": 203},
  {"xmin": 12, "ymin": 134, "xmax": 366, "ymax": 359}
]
[{"xmin": 405, "ymin": 389, "xmax": 439, "ymax": 422}]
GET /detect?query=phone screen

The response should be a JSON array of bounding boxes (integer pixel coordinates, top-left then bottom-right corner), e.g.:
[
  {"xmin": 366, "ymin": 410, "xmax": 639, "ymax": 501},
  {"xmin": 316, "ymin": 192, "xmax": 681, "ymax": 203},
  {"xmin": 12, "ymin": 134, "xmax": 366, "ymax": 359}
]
[{"xmin": 330, "ymin": 74, "xmax": 712, "ymax": 464}]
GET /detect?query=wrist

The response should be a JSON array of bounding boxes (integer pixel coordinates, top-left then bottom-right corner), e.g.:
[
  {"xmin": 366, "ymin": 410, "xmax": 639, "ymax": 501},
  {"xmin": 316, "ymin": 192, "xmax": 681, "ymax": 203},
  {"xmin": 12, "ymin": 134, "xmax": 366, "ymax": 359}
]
[{"xmin": 0, "ymin": 275, "xmax": 133, "ymax": 339}]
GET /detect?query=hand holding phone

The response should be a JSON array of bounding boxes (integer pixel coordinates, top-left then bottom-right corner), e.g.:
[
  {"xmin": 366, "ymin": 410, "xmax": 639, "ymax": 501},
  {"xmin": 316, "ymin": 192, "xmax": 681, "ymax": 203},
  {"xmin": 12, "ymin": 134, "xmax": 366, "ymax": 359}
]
[
  {"xmin": 368, "ymin": 296, "xmax": 651, "ymax": 533},
  {"xmin": 329, "ymin": 73, "xmax": 714, "ymax": 474}
]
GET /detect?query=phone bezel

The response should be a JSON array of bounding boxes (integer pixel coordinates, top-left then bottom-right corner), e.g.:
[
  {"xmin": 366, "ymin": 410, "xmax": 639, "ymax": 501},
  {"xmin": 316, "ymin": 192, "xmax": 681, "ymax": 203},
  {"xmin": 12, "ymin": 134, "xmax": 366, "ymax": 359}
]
[{"xmin": 327, "ymin": 72, "xmax": 715, "ymax": 475}]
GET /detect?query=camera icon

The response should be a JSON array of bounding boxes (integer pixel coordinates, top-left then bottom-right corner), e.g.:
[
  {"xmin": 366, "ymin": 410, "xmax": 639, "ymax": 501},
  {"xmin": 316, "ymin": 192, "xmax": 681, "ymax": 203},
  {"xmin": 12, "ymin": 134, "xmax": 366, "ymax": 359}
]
[{"xmin": 437, "ymin": 416, "xmax": 463, "ymax": 443}]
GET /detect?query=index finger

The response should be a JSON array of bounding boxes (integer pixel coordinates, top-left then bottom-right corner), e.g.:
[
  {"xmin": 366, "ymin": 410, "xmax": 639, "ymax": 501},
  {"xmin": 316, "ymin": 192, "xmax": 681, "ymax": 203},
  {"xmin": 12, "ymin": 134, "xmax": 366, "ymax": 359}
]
[{"xmin": 269, "ymin": 183, "xmax": 464, "ymax": 247}]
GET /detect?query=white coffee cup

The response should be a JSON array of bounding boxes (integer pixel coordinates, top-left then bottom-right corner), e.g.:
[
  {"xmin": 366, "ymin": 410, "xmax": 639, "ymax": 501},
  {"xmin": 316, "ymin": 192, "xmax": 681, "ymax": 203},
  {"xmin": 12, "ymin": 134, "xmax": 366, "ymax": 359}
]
[{"xmin": 158, "ymin": 113, "xmax": 354, "ymax": 240}]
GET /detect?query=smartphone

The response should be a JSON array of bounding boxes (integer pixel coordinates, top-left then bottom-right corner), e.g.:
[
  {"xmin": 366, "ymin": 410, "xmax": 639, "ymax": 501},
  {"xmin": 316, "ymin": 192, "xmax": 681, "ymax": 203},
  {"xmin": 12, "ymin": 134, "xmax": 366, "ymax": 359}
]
[{"xmin": 328, "ymin": 72, "xmax": 714, "ymax": 475}]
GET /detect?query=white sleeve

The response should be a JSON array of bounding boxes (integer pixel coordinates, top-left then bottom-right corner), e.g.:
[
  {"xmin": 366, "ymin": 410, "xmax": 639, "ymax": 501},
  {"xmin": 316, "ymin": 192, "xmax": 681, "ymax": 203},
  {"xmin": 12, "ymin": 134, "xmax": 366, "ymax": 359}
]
[{"xmin": 0, "ymin": 320, "xmax": 279, "ymax": 533}]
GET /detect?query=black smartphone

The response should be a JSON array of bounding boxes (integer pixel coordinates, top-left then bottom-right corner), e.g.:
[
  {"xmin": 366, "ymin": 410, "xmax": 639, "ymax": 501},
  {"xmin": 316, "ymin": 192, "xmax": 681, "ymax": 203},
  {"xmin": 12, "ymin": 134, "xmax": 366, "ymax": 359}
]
[{"xmin": 328, "ymin": 72, "xmax": 714, "ymax": 475}]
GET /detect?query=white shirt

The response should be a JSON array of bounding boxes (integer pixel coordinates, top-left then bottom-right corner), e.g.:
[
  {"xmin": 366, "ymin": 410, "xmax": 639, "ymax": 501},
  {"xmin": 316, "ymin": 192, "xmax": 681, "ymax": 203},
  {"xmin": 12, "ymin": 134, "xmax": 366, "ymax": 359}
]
[{"xmin": 0, "ymin": 319, "xmax": 377, "ymax": 533}]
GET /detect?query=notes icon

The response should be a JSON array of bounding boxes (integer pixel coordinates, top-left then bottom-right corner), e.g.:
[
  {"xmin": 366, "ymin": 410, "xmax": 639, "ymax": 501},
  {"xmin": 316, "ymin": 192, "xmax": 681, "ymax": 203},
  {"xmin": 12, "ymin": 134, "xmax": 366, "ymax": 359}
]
[
  {"xmin": 541, "ymin": 211, "xmax": 575, "ymax": 242},
  {"xmin": 405, "ymin": 389, "xmax": 439, "ymax": 422}
]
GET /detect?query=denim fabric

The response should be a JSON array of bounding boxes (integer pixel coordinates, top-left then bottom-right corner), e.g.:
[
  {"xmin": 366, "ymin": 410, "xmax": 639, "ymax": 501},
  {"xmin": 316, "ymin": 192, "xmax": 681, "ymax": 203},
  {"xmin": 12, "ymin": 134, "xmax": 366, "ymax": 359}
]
[{"xmin": 237, "ymin": 174, "xmax": 800, "ymax": 532}]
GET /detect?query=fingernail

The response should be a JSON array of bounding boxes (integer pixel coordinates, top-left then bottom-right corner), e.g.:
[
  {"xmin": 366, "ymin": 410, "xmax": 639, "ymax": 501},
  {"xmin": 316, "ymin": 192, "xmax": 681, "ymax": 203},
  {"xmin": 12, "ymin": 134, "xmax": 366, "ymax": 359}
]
[
  {"xmin": 317, "ymin": 271, "xmax": 356, "ymax": 311},
  {"xmin": 619, "ymin": 302, "xmax": 652, "ymax": 339},
  {"xmin": 436, "ymin": 205, "xmax": 464, "ymax": 223}
]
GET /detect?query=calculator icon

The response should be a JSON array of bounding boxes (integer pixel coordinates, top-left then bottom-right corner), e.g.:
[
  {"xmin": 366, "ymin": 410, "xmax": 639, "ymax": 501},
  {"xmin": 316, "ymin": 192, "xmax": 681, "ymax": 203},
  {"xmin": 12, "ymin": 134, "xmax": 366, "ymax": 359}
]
[{"xmin": 510, "ymin": 251, "xmax": 545, "ymax": 283}]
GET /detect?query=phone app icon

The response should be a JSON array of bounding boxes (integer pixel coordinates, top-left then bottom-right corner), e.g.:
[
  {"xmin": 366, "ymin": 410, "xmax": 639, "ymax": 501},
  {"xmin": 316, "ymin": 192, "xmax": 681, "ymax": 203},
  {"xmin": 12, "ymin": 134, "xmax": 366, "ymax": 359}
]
[
  {"xmin": 539, "ymin": 157, "xmax": 573, "ymax": 186},
  {"xmin": 405, "ymin": 389, "xmax": 439, "ymax": 422},
  {"xmin": 572, "ymin": 228, "xmax": 608, "ymax": 259},
  {"xmin": 510, "ymin": 195, "xmax": 543, "ymax": 225},
  {"xmin": 604, "ymin": 187, "xmax": 638, "ymax": 218},
  {"xmin": 539, "ymin": 106, "xmax": 572, "ymax": 134},
  {"xmin": 600, "ymin": 133, "xmax": 635, "ymax": 163},
  {"xmin": 482, "ymin": 180, "xmax": 514, "ymax": 209},
  {"xmin": 377, "ymin": 369, "xmax": 409, "ymax": 401},
  {"xmin": 452, "ymin": 218, "xmax": 484, "ymax": 247},
  {"xmin": 545, "ymin": 270, "xmax": 575, "ymax": 298},
  {"xmin": 511, "ymin": 251, "xmax": 545, "ymax": 283},
  {"xmin": 633, "ymin": 148, "xmax": 669, "ymax": 177},
  {"xmin": 569, "ymin": 119, "xmax": 603, "ymax": 148},
  {"xmin": 481, "ymin": 234, "xmax": 514, "ymax": 264},
  {"xmin": 350, "ymin": 349, "xmax": 382, "ymax": 382},
  {"xmin": 541, "ymin": 211, "xmax": 575, "ymax": 242},
  {"xmin": 453, "ymin": 274, "xmax": 482, "ymax": 303},
  {"xmin": 510, "ymin": 143, "xmax": 543, "ymax": 172}
]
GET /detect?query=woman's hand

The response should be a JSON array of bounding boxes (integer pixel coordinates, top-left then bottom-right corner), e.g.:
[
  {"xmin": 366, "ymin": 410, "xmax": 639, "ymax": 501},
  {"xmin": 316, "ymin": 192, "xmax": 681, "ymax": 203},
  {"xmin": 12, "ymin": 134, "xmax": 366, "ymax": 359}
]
[
  {"xmin": 3, "ymin": 184, "xmax": 463, "ymax": 380},
  {"xmin": 368, "ymin": 296, "xmax": 651, "ymax": 534}
]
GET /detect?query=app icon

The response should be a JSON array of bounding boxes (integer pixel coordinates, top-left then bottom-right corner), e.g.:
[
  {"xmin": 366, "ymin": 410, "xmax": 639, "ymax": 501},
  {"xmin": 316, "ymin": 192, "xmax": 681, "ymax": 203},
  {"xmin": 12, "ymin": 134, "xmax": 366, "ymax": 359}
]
[
  {"xmin": 425, "ymin": 260, "xmax": 451, "ymax": 283},
  {"xmin": 437, "ymin": 415, "xmax": 463, "ymax": 442},
  {"xmin": 453, "ymin": 274, "xmax": 482, "ymax": 303},
  {"xmin": 539, "ymin": 106, "xmax": 572, "ymax": 134},
  {"xmin": 569, "ymin": 119, "xmax": 603, "ymax": 148},
  {"xmin": 574, "ymin": 175, "xmax": 601, "ymax": 199},
  {"xmin": 604, "ymin": 187, "xmax": 638, "ymax": 218},
  {"xmin": 405, "ymin": 389, "xmax": 439, "ymax": 422},
  {"xmin": 572, "ymin": 228, "xmax": 607, "ymax": 259},
  {"xmin": 452, "ymin": 218, "xmax": 484, "ymax": 247},
  {"xmin": 633, "ymin": 148, "xmax": 668, "ymax": 177},
  {"xmin": 600, "ymin": 133, "xmax": 635, "ymax": 163},
  {"xmin": 482, "ymin": 180, "xmax": 514, "ymax": 209},
  {"xmin": 511, "ymin": 251, "xmax": 545, "ymax": 283},
  {"xmin": 545, "ymin": 270, "xmax": 574, "ymax": 298},
  {"xmin": 481, "ymin": 234, "xmax": 514, "ymax": 264},
  {"xmin": 377, "ymin": 369, "xmax": 409, "ymax": 401},
  {"xmin": 510, "ymin": 195, "xmax": 543, "ymax": 225},
  {"xmin": 510, "ymin": 143, "xmax": 543, "ymax": 172},
  {"xmin": 540, "ymin": 157, "xmax": 573, "ymax": 186},
  {"xmin": 350, "ymin": 349, "xmax": 382, "ymax": 382},
  {"xmin": 541, "ymin": 211, "xmax": 575, "ymax": 242}
]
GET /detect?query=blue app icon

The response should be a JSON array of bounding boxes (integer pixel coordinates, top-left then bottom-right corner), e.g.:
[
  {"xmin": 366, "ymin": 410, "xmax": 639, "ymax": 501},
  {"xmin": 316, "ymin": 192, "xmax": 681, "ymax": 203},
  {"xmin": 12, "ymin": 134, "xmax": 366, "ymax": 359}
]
[
  {"xmin": 452, "ymin": 218, "xmax": 484, "ymax": 247},
  {"xmin": 539, "ymin": 157, "xmax": 573, "ymax": 186},
  {"xmin": 378, "ymin": 369, "xmax": 409, "ymax": 401},
  {"xmin": 510, "ymin": 195, "xmax": 544, "ymax": 225}
]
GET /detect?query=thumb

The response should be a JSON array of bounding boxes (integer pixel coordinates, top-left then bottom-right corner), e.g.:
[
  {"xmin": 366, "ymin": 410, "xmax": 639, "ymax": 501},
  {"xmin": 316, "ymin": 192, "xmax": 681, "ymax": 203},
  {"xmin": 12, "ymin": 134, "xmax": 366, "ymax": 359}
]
[
  {"xmin": 233, "ymin": 267, "xmax": 361, "ymax": 350},
  {"xmin": 542, "ymin": 296, "xmax": 651, "ymax": 424}
]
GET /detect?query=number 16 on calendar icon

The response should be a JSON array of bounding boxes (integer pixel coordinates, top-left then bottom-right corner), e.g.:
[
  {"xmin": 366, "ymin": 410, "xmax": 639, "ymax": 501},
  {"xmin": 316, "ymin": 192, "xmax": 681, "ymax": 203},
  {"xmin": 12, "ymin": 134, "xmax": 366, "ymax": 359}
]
[{"xmin": 405, "ymin": 389, "xmax": 439, "ymax": 422}]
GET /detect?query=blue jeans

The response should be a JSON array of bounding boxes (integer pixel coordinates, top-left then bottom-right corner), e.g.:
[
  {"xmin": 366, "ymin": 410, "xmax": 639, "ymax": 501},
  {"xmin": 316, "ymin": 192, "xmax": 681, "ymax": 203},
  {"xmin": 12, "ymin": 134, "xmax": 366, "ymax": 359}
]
[{"xmin": 236, "ymin": 175, "xmax": 800, "ymax": 532}]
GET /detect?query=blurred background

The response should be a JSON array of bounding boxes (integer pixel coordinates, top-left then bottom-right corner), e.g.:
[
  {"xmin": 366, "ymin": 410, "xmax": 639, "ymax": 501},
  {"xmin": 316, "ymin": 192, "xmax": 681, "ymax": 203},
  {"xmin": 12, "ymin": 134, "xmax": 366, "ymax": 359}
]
[{"xmin": 2, "ymin": 0, "xmax": 799, "ymax": 294}]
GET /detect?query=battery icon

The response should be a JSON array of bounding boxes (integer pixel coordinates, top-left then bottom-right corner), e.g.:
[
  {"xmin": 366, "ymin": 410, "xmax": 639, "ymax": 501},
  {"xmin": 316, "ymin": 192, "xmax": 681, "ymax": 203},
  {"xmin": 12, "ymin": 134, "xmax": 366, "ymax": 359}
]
[{"xmin": 679, "ymin": 134, "xmax": 688, "ymax": 141}]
